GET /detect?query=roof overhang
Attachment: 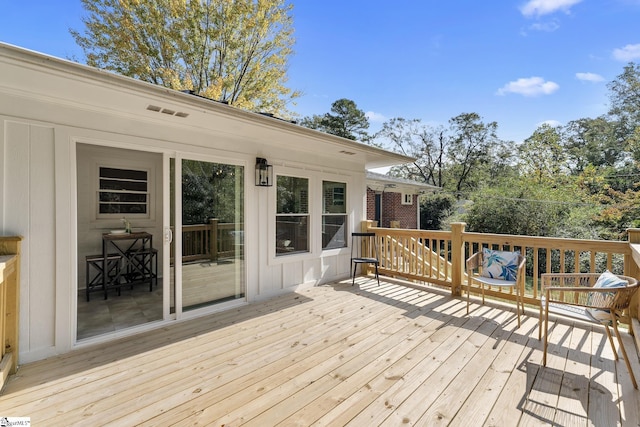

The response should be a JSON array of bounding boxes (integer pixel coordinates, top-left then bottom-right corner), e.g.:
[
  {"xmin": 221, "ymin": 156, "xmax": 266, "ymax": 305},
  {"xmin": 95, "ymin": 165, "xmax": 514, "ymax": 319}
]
[
  {"xmin": 366, "ymin": 171, "xmax": 440, "ymax": 195},
  {"xmin": 0, "ymin": 43, "xmax": 416, "ymax": 170}
]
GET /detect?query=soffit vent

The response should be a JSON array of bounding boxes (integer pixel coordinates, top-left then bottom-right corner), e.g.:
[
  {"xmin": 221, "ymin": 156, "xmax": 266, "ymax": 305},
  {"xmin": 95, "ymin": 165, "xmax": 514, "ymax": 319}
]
[
  {"xmin": 146, "ymin": 104, "xmax": 189, "ymax": 118},
  {"xmin": 339, "ymin": 150, "xmax": 356, "ymax": 155}
]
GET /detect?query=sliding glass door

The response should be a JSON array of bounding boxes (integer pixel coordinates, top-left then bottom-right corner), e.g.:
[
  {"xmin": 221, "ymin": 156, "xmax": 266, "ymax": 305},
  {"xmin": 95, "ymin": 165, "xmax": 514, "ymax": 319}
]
[{"xmin": 170, "ymin": 156, "xmax": 245, "ymax": 314}]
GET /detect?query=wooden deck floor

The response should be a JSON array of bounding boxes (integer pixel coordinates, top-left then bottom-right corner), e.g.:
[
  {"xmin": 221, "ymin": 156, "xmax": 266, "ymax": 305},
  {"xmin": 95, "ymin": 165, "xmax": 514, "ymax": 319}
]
[{"xmin": 2, "ymin": 277, "xmax": 640, "ymax": 426}]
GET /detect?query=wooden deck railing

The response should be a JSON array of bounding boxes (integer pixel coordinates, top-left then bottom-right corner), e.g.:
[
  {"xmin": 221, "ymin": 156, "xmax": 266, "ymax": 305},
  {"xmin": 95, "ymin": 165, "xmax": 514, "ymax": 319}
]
[
  {"xmin": 170, "ymin": 220, "xmax": 243, "ymax": 263},
  {"xmin": 0, "ymin": 236, "xmax": 22, "ymax": 389},
  {"xmin": 363, "ymin": 221, "xmax": 640, "ymax": 322}
]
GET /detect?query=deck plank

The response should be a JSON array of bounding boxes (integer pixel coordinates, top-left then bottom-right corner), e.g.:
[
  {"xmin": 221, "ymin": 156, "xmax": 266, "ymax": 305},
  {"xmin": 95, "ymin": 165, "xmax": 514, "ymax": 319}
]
[
  {"xmin": 282, "ymin": 292, "xmax": 446, "ymax": 426},
  {"xmin": 135, "ymin": 283, "xmax": 438, "ymax": 426},
  {"xmin": 449, "ymin": 315, "xmax": 538, "ymax": 427},
  {"xmin": 619, "ymin": 331, "xmax": 640, "ymax": 427},
  {"xmin": 236, "ymin": 297, "xmax": 438, "ymax": 426},
  {"xmin": 482, "ymin": 315, "xmax": 542, "ymax": 427},
  {"xmin": 309, "ymin": 296, "xmax": 473, "ymax": 426},
  {"xmin": 45, "ymin": 283, "xmax": 404, "ymax": 425},
  {"xmin": 3, "ymin": 289, "xmax": 339, "ymax": 411},
  {"xmin": 345, "ymin": 304, "xmax": 494, "ymax": 425},
  {"xmin": 553, "ymin": 322, "xmax": 591, "ymax": 426},
  {"xmin": 268, "ymin": 293, "xmax": 443, "ymax": 426},
  {"xmin": 588, "ymin": 327, "xmax": 622, "ymax": 426},
  {"xmin": 1, "ymin": 277, "xmax": 638, "ymax": 426},
  {"xmin": 518, "ymin": 321, "xmax": 572, "ymax": 426},
  {"xmin": 378, "ymin": 306, "xmax": 505, "ymax": 426},
  {"xmin": 415, "ymin": 308, "xmax": 520, "ymax": 426}
]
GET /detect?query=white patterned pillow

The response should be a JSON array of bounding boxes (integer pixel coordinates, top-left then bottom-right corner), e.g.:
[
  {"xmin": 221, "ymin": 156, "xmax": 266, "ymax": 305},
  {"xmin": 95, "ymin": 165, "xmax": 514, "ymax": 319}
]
[
  {"xmin": 481, "ymin": 248, "xmax": 520, "ymax": 281},
  {"xmin": 586, "ymin": 270, "xmax": 628, "ymax": 323}
]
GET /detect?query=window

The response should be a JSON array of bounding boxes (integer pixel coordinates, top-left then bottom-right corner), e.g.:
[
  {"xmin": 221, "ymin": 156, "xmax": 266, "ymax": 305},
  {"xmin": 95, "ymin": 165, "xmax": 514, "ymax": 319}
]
[
  {"xmin": 402, "ymin": 193, "xmax": 413, "ymax": 205},
  {"xmin": 98, "ymin": 167, "xmax": 149, "ymax": 216},
  {"xmin": 322, "ymin": 181, "xmax": 347, "ymax": 249},
  {"xmin": 276, "ymin": 176, "xmax": 309, "ymax": 255}
]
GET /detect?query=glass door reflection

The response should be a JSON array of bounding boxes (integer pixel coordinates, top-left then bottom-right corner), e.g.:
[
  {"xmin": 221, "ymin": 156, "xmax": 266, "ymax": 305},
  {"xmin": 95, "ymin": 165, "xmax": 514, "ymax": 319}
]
[{"xmin": 173, "ymin": 159, "xmax": 245, "ymax": 311}]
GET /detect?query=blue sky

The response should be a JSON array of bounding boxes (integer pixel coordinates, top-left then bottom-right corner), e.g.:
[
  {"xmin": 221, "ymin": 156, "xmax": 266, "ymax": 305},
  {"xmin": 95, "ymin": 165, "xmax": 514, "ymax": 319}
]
[{"xmin": 1, "ymin": 0, "xmax": 640, "ymax": 143}]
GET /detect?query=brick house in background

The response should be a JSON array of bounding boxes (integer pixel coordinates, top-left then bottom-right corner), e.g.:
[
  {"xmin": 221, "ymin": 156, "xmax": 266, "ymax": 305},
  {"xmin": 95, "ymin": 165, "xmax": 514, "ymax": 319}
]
[{"xmin": 366, "ymin": 171, "xmax": 440, "ymax": 229}]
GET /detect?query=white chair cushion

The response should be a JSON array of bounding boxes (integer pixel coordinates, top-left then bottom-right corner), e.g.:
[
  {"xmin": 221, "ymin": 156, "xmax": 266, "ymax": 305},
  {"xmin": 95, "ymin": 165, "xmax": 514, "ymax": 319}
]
[
  {"xmin": 542, "ymin": 297, "xmax": 593, "ymax": 323},
  {"xmin": 586, "ymin": 270, "xmax": 627, "ymax": 323},
  {"xmin": 473, "ymin": 275, "xmax": 517, "ymax": 287}
]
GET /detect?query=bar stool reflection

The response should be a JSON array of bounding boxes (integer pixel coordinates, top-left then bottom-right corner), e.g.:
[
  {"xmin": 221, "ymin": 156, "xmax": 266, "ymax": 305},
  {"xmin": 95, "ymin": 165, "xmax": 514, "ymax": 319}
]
[{"xmin": 101, "ymin": 231, "xmax": 157, "ymax": 300}]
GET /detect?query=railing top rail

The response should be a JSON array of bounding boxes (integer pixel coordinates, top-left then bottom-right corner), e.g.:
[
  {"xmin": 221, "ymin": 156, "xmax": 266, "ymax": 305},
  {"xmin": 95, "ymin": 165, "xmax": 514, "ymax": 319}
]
[
  {"xmin": 368, "ymin": 227, "xmax": 453, "ymax": 238},
  {"xmin": 463, "ymin": 231, "xmax": 630, "ymax": 253},
  {"xmin": 368, "ymin": 227, "xmax": 628, "ymax": 253}
]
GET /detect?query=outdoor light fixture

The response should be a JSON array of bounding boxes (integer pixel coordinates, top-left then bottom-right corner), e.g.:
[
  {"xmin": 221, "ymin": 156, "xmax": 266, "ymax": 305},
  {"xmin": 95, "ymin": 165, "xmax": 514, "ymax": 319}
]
[{"xmin": 255, "ymin": 157, "xmax": 273, "ymax": 187}]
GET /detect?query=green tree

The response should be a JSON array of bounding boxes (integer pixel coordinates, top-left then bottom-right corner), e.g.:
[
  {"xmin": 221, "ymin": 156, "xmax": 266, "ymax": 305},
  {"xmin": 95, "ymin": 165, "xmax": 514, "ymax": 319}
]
[
  {"xmin": 464, "ymin": 180, "xmax": 578, "ymax": 237},
  {"xmin": 300, "ymin": 98, "xmax": 370, "ymax": 141},
  {"xmin": 420, "ymin": 193, "xmax": 455, "ymax": 230},
  {"xmin": 181, "ymin": 160, "xmax": 244, "ymax": 225},
  {"xmin": 608, "ymin": 62, "xmax": 640, "ymax": 152},
  {"xmin": 375, "ymin": 118, "xmax": 447, "ymax": 187},
  {"xmin": 447, "ymin": 112, "xmax": 501, "ymax": 196},
  {"xmin": 518, "ymin": 123, "xmax": 565, "ymax": 184},
  {"xmin": 71, "ymin": 0, "xmax": 298, "ymax": 114},
  {"xmin": 563, "ymin": 117, "xmax": 621, "ymax": 173},
  {"xmin": 592, "ymin": 185, "xmax": 640, "ymax": 240}
]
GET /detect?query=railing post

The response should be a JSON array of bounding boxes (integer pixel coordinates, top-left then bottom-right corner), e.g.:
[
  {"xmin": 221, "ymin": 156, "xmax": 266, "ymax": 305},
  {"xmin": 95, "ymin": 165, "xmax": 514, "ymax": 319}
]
[
  {"xmin": 450, "ymin": 222, "xmax": 466, "ymax": 297},
  {"xmin": 361, "ymin": 220, "xmax": 374, "ymax": 233},
  {"xmin": 627, "ymin": 228, "xmax": 640, "ymax": 320},
  {"xmin": 209, "ymin": 218, "xmax": 219, "ymax": 261}
]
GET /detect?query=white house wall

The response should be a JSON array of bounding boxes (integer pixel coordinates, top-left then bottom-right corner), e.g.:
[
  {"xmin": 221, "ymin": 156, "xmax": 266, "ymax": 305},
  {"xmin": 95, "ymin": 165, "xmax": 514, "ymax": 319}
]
[
  {"xmin": 2, "ymin": 120, "xmax": 57, "ymax": 361},
  {"xmin": 1, "ymin": 111, "xmax": 367, "ymax": 364},
  {"xmin": 0, "ymin": 44, "xmax": 403, "ymax": 364}
]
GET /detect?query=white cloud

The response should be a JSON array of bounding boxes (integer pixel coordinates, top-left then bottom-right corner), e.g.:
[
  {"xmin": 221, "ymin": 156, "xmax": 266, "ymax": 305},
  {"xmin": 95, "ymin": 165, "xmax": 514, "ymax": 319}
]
[
  {"xmin": 496, "ymin": 77, "xmax": 560, "ymax": 97},
  {"xmin": 366, "ymin": 111, "xmax": 387, "ymax": 123},
  {"xmin": 520, "ymin": 0, "xmax": 583, "ymax": 17},
  {"xmin": 576, "ymin": 72, "xmax": 604, "ymax": 82},
  {"xmin": 612, "ymin": 43, "xmax": 640, "ymax": 61}
]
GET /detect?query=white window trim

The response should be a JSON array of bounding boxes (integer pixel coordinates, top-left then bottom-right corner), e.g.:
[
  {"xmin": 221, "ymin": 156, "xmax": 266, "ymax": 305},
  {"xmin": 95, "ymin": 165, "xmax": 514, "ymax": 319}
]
[
  {"xmin": 268, "ymin": 167, "xmax": 354, "ymax": 265},
  {"xmin": 322, "ymin": 180, "xmax": 348, "ymax": 250},
  {"xmin": 401, "ymin": 193, "xmax": 413, "ymax": 205},
  {"xmin": 275, "ymin": 174, "xmax": 311, "ymax": 257},
  {"xmin": 96, "ymin": 164, "xmax": 151, "ymax": 219}
]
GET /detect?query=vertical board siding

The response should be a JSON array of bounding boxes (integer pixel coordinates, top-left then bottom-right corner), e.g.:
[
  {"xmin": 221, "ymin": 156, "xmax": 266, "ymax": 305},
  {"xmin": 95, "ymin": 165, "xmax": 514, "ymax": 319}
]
[
  {"xmin": 28, "ymin": 125, "xmax": 56, "ymax": 349},
  {"xmin": 4, "ymin": 121, "xmax": 57, "ymax": 356}
]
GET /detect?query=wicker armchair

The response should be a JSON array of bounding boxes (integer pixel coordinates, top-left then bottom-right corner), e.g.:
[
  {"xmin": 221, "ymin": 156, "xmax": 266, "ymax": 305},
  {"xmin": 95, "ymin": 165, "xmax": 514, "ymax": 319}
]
[{"xmin": 539, "ymin": 272, "xmax": 639, "ymax": 389}]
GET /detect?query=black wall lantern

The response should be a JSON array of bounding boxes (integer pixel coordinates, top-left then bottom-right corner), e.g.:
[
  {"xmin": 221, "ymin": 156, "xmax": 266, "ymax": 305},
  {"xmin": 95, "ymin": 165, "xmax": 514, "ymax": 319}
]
[{"xmin": 255, "ymin": 157, "xmax": 273, "ymax": 187}]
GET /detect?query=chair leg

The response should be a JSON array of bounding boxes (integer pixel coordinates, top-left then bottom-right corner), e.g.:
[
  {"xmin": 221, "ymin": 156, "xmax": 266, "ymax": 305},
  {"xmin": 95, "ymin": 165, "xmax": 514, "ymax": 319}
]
[
  {"xmin": 604, "ymin": 325, "xmax": 618, "ymax": 361},
  {"xmin": 351, "ymin": 262, "xmax": 357, "ymax": 286},
  {"xmin": 538, "ymin": 301, "xmax": 543, "ymax": 340},
  {"xmin": 611, "ymin": 320, "xmax": 638, "ymax": 389},
  {"xmin": 374, "ymin": 264, "xmax": 380, "ymax": 286},
  {"xmin": 86, "ymin": 261, "xmax": 91, "ymax": 302},
  {"xmin": 543, "ymin": 298, "xmax": 550, "ymax": 366},
  {"xmin": 515, "ymin": 286, "xmax": 521, "ymax": 329}
]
